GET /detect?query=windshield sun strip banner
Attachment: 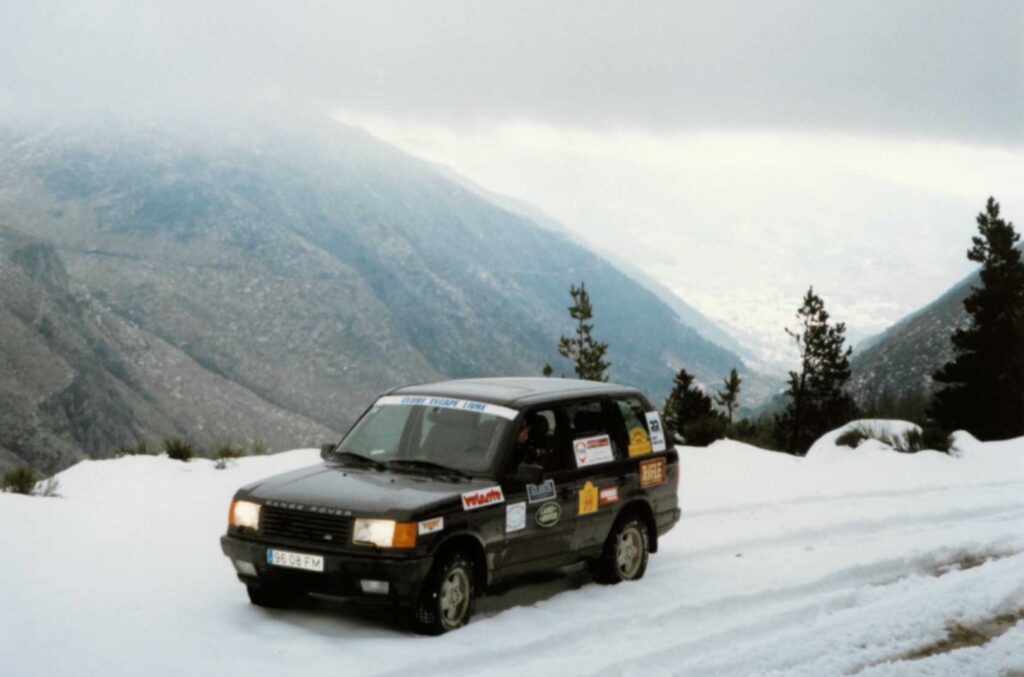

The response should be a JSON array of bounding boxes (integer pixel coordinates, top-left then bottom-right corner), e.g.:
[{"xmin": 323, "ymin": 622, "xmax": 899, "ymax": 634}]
[{"xmin": 375, "ymin": 395, "xmax": 518, "ymax": 421}]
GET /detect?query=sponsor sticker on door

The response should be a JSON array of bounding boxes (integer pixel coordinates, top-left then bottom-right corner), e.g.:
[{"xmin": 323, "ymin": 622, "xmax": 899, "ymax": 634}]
[
  {"xmin": 628, "ymin": 426, "xmax": 652, "ymax": 457},
  {"xmin": 599, "ymin": 486, "xmax": 619, "ymax": 506},
  {"xmin": 645, "ymin": 411, "xmax": 667, "ymax": 452},
  {"xmin": 461, "ymin": 486, "xmax": 505, "ymax": 511},
  {"xmin": 417, "ymin": 517, "xmax": 444, "ymax": 536},
  {"xmin": 526, "ymin": 479, "xmax": 557, "ymax": 504},
  {"xmin": 535, "ymin": 501, "xmax": 561, "ymax": 528},
  {"xmin": 505, "ymin": 502, "xmax": 526, "ymax": 533},
  {"xmin": 639, "ymin": 457, "xmax": 667, "ymax": 488},
  {"xmin": 578, "ymin": 481, "xmax": 599, "ymax": 516},
  {"xmin": 573, "ymin": 434, "xmax": 615, "ymax": 468}
]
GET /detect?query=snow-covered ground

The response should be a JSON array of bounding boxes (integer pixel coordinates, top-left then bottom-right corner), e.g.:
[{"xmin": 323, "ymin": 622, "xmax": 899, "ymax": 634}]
[{"xmin": 2, "ymin": 422, "xmax": 1023, "ymax": 676}]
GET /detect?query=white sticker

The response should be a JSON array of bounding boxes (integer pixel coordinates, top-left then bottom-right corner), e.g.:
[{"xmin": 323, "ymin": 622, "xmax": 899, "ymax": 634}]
[
  {"xmin": 505, "ymin": 502, "xmax": 526, "ymax": 533},
  {"xmin": 461, "ymin": 486, "xmax": 505, "ymax": 511},
  {"xmin": 376, "ymin": 395, "xmax": 518, "ymax": 421},
  {"xmin": 645, "ymin": 411, "xmax": 667, "ymax": 452},
  {"xmin": 417, "ymin": 517, "xmax": 444, "ymax": 536},
  {"xmin": 572, "ymin": 434, "xmax": 615, "ymax": 467}
]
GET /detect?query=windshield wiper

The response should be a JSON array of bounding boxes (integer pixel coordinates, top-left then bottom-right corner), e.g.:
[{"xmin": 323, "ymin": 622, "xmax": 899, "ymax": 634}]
[
  {"xmin": 330, "ymin": 451, "xmax": 387, "ymax": 471},
  {"xmin": 386, "ymin": 459, "xmax": 470, "ymax": 479}
]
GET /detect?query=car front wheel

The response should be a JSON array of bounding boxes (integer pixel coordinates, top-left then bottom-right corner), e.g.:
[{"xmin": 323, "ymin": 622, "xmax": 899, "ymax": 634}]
[
  {"xmin": 410, "ymin": 550, "xmax": 476, "ymax": 635},
  {"xmin": 589, "ymin": 516, "xmax": 650, "ymax": 584}
]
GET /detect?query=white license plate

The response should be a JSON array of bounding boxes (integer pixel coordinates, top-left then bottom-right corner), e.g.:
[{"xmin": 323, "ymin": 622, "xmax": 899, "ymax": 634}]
[{"xmin": 266, "ymin": 548, "xmax": 324, "ymax": 572}]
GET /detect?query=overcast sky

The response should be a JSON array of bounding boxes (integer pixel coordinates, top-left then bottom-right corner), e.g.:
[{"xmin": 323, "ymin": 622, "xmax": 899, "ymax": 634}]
[{"xmin": 2, "ymin": 0, "xmax": 1022, "ymax": 366}]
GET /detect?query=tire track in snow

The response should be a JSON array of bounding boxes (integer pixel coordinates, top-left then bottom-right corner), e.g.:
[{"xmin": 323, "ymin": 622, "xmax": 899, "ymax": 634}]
[
  {"xmin": 669, "ymin": 503, "xmax": 1024, "ymax": 565},
  {"xmin": 374, "ymin": 504, "xmax": 1024, "ymax": 677},
  {"xmin": 608, "ymin": 553, "xmax": 1024, "ymax": 677}
]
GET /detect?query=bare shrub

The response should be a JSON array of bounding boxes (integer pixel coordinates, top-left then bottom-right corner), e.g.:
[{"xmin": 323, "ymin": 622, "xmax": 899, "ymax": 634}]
[
  {"xmin": 2, "ymin": 466, "xmax": 37, "ymax": 494},
  {"xmin": 163, "ymin": 437, "xmax": 195, "ymax": 462}
]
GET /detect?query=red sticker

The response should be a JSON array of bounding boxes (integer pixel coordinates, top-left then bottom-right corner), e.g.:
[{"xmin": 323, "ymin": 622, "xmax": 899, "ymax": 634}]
[
  {"xmin": 461, "ymin": 486, "xmax": 505, "ymax": 511},
  {"xmin": 599, "ymin": 486, "xmax": 619, "ymax": 506}
]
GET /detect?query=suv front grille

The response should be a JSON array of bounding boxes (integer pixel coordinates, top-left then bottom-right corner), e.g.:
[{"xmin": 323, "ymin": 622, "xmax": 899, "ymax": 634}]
[{"xmin": 260, "ymin": 506, "xmax": 353, "ymax": 546}]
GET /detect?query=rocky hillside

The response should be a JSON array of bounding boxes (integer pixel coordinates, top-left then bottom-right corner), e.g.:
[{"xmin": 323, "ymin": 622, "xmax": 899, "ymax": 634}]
[
  {"xmin": 0, "ymin": 226, "xmax": 335, "ymax": 473},
  {"xmin": 0, "ymin": 119, "xmax": 770, "ymax": 473},
  {"xmin": 849, "ymin": 271, "xmax": 976, "ymax": 403}
]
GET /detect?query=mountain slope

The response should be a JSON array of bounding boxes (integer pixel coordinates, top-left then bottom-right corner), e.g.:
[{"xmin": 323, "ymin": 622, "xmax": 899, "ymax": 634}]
[
  {"xmin": 0, "ymin": 226, "xmax": 335, "ymax": 473},
  {"xmin": 849, "ymin": 271, "xmax": 976, "ymax": 403},
  {"xmin": 0, "ymin": 119, "xmax": 769, "ymax": 471}
]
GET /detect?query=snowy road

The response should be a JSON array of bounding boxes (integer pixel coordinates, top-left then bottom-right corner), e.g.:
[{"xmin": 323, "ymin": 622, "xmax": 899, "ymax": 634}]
[{"xmin": 2, "ymin": 425, "xmax": 1023, "ymax": 676}]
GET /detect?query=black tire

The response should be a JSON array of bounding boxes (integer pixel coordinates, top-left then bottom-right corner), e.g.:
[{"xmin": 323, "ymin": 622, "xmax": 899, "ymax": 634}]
[
  {"xmin": 409, "ymin": 550, "xmax": 476, "ymax": 635},
  {"xmin": 246, "ymin": 584, "xmax": 304, "ymax": 609},
  {"xmin": 588, "ymin": 516, "xmax": 650, "ymax": 585}
]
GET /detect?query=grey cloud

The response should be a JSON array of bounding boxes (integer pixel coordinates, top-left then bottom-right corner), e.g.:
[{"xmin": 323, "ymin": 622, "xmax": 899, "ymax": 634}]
[{"xmin": 0, "ymin": 0, "xmax": 1021, "ymax": 145}]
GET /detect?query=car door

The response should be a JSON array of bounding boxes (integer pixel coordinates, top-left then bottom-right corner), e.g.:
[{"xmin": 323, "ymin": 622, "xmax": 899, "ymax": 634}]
[
  {"xmin": 559, "ymin": 397, "xmax": 631, "ymax": 552},
  {"xmin": 497, "ymin": 407, "xmax": 577, "ymax": 573}
]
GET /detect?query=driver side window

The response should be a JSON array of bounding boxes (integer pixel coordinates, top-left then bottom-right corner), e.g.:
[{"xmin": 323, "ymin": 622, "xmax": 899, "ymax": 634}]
[{"xmin": 515, "ymin": 408, "xmax": 565, "ymax": 473}]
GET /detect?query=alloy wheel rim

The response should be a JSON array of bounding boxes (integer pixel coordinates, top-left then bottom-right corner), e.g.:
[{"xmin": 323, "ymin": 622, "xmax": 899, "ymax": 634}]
[
  {"xmin": 616, "ymin": 526, "xmax": 643, "ymax": 579},
  {"xmin": 440, "ymin": 568, "xmax": 470, "ymax": 627}
]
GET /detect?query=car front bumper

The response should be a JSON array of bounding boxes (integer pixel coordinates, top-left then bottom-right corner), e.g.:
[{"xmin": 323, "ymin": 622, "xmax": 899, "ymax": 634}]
[{"xmin": 220, "ymin": 534, "xmax": 434, "ymax": 604}]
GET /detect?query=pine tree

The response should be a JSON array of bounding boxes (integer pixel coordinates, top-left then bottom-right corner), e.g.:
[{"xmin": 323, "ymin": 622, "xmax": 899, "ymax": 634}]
[
  {"xmin": 557, "ymin": 282, "xmax": 611, "ymax": 381},
  {"xmin": 661, "ymin": 391, "xmax": 680, "ymax": 437},
  {"xmin": 663, "ymin": 368, "xmax": 725, "ymax": 444},
  {"xmin": 930, "ymin": 198, "xmax": 1024, "ymax": 439},
  {"xmin": 714, "ymin": 368, "xmax": 742, "ymax": 424},
  {"xmin": 775, "ymin": 287, "xmax": 858, "ymax": 455}
]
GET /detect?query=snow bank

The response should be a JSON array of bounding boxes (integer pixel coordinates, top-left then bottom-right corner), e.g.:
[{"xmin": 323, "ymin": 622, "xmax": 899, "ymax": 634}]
[
  {"xmin": 807, "ymin": 419, "xmax": 923, "ymax": 458},
  {"xmin": 678, "ymin": 424, "xmax": 1024, "ymax": 515}
]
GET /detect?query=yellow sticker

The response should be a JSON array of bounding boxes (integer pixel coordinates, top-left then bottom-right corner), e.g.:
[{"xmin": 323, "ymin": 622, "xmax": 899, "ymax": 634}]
[
  {"xmin": 628, "ymin": 426, "xmax": 652, "ymax": 457},
  {"xmin": 578, "ymin": 481, "xmax": 598, "ymax": 516}
]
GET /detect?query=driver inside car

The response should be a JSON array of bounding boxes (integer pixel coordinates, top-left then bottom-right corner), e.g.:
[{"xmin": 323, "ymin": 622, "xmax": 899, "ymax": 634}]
[{"xmin": 517, "ymin": 413, "xmax": 555, "ymax": 471}]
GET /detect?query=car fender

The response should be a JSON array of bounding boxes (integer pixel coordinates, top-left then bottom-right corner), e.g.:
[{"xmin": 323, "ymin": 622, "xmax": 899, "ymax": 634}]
[
  {"xmin": 613, "ymin": 497, "xmax": 658, "ymax": 553},
  {"xmin": 431, "ymin": 528, "xmax": 491, "ymax": 588}
]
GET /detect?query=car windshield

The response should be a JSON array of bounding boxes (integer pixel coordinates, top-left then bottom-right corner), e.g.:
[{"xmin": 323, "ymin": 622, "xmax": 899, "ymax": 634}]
[{"xmin": 336, "ymin": 396, "xmax": 517, "ymax": 476}]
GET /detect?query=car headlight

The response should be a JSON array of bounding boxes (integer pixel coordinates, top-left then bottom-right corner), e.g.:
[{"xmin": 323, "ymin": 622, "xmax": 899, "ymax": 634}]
[
  {"xmin": 230, "ymin": 500, "xmax": 261, "ymax": 530},
  {"xmin": 352, "ymin": 518, "xmax": 417, "ymax": 548}
]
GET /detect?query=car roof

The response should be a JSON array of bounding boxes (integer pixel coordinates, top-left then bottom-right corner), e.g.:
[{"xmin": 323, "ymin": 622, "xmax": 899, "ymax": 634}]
[{"xmin": 388, "ymin": 377, "xmax": 644, "ymax": 409}]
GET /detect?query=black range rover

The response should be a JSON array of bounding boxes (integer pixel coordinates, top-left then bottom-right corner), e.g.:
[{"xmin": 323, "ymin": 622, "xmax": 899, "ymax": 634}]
[{"xmin": 220, "ymin": 377, "xmax": 680, "ymax": 634}]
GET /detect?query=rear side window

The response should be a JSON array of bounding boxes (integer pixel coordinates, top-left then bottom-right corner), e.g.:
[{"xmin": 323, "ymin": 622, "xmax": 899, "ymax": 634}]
[
  {"xmin": 614, "ymin": 396, "xmax": 655, "ymax": 457},
  {"xmin": 562, "ymin": 399, "xmax": 623, "ymax": 466}
]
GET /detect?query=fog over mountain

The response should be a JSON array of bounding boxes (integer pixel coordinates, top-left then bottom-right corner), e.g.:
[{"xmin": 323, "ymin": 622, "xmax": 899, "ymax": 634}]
[
  {"xmin": 0, "ymin": 117, "xmax": 777, "ymax": 473},
  {"xmin": 2, "ymin": 1, "xmax": 1021, "ymax": 376}
]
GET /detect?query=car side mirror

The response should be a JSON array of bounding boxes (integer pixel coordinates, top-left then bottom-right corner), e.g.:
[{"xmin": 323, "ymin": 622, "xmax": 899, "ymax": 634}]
[
  {"xmin": 320, "ymin": 443, "xmax": 337, "ymax": 459},
  {"xmin": 513, "ymin": 463, "xmax": 544, "ymax": 484}
]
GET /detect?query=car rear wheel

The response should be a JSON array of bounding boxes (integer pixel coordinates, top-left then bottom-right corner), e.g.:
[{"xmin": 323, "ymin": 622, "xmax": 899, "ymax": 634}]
[
  {"xmin": 589, "ymin": 516, "xmax": 649, "ymax": 584},
  {"xmin": 246, "ymin": 583, "xmax": 304, "ymax": 608},
  {"xmin": 410, "ymin": 551, "xmax": 475, "ymax": 635}
]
